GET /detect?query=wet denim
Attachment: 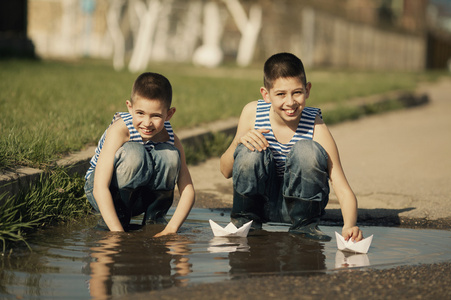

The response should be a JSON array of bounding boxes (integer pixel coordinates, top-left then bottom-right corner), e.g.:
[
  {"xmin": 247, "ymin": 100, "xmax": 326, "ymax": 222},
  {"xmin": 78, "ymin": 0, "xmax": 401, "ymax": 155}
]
[
  {"xmin": 232, "ymin": 139, "xmax": 329, "ymax": 223},
  {"xmin": 84, "ymin": 142, "xmax": 180, "ymax": 217}
]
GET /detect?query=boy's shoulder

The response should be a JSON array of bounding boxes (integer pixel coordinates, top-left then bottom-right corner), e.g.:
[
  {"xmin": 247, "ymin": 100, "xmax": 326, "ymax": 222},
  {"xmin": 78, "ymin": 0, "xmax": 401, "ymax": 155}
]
[
  {"xmin": 114, "ymin": 112, "xmax": 132, "ymax": 123},
  {"xmin": 237, "ymin": 101, "xmax": 259, "ymax": 129},
  {"xmin": 239, "ymin": 101, "xmax": 259, "ymax": 120},
  {"xmin": 303, "ymin": 106, "xmax": 322, "ymax": 119},
  {"xmin": 107, "ymin": 115, "xmax": 130, "ymax": 137},
  {"xmin": 242, "ymin": 100, "xmax": 259, "ymax": 112}
]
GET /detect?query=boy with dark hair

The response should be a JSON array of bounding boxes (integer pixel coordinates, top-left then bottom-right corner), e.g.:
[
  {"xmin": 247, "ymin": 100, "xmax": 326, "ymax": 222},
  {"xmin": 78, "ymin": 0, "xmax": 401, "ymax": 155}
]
[
  {"xmin": 85, "ymin": 72, "xmax": 195, "ymax": 236},
  {"xmin": 220, "ymin": 53, "xmax": 362, "ymax": 242}
]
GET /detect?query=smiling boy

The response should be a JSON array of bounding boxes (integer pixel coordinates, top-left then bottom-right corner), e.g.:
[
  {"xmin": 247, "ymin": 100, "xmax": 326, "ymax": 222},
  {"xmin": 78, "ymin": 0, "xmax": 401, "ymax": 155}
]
[
  {"xmin": 84, "ymin": 72, "xmax": 194, "ymax": 236},
  {"xmin": 220, "ymin": 53, "xmax": 362, "ymax": 242}
]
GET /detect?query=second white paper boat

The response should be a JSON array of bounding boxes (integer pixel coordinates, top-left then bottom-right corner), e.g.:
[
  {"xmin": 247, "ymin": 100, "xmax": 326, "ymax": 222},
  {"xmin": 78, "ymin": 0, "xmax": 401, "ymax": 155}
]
[{"xmin": 209, "ymin": 219, "xmax": 253, "ymax": 237}]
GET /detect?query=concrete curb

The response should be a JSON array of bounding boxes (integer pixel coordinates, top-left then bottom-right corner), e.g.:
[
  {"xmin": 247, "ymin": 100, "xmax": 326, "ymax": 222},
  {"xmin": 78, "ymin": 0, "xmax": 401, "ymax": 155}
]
[
  {"xmin": 0, "ymin": 90, "xmax": 428, "ymax": 200},
  {"xmin": 0, "ymin": 117, "xmax": 241, "ymax": 200}
]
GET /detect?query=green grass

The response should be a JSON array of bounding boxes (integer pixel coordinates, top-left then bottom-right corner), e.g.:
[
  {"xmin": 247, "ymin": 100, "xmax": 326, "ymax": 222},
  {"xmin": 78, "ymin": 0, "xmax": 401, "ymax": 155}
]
[
  {"xmin": 0, "ymin": 168, "xmax": 91, "ymax": 252},
  {"xmin": 184, "ymin": 132, "xmax": 234, "ymax": 165},
  {"xmin": 0, "ymin": 58, "xmax": 446, "ymax": 170}
]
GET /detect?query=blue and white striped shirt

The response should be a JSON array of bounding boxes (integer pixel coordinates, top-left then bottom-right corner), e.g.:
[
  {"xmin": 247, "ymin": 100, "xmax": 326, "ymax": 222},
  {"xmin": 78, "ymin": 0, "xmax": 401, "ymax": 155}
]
[
  {"xmin": 254, "ymin": 100, "xmax": 321, "ymax": 177},
  {"xmin": 85, "ymin": 112, "xmax": 175, "ymax": 180}
]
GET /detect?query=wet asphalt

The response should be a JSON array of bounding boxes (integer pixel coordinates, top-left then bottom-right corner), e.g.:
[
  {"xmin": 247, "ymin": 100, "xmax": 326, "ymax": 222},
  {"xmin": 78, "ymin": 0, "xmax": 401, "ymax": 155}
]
[{"xmin": 131, "ymin": 262, "xmax": 451, "ymax": 300}]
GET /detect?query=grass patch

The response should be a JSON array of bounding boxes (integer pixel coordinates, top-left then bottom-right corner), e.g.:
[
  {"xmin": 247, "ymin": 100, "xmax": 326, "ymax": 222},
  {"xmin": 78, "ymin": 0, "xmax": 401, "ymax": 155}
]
[
  {"xmin": 0, "ymin": 168, "xmax": 91, "ymax": 252},
  {"xmin": 184, "ymin": 132, "xmax": 233, "ymax": 165},
  {"xmin": 0, "ymin": 58, "xmax": 447, "ymax": 170},
  {"xmin": 322, "ymin": 97, "xmax": 406, "ymax": 125}
]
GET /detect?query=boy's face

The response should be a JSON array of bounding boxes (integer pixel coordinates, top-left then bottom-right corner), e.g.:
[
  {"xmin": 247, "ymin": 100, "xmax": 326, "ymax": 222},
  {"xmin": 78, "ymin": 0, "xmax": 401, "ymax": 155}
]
[
  {"xmin": 126, "ymin": 95, "xmax": 175, "ymax": 142},
  {"xmin": 260, "ymin": 76, "xmax": 311, "ymax": 124}
]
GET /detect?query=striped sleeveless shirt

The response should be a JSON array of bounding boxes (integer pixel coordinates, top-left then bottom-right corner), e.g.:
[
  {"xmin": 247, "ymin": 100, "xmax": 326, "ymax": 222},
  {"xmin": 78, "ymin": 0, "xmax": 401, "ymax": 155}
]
[
  {"xmin": 85, "ymin": 112, "xmax": 175, "ymax": 180},
  {"xmin": 254, "ymin": 99, "xmax": 321, "ymax": 177}
]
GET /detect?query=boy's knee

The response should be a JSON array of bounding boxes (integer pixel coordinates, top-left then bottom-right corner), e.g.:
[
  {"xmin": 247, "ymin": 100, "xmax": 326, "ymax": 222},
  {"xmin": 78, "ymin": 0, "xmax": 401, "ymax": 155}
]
[
  {"xmin": 151, "ymin": 144, "xmax": 181, "ymax": 189},
  {"xmin": 232, "ymin": 145, "xmax": 274, "ymax": 194},
  {"xmin": 289, "ymin": 140, "xmax": 328, "ymax": 170},
  {"xmin": 115, "ymin": 142, "xmax": 148, "ymax": 176},
  {"xmin": 153, "ymin": 143, "xmax": 181, "ymax": 171},
  {"xmin": 158, "ymin": 147, "xmax": 180, "ymax": 166},
  {"xmin": 160, "ymin": 152, "xmax": 180, "ymax": 181},
  {"xmin": 233, "ymin": 144, "xmax": 268, "ymax": 171}
]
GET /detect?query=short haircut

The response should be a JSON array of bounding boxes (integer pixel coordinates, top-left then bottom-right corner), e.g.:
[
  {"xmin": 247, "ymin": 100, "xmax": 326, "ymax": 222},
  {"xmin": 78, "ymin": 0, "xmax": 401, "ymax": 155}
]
[
  {"xmin": 263, "ymin": 53, "xmax": 307, "ymax": 90},
  {"xmin": 131, "ymin": 72, "xmax": 172, "ymax": 109}
]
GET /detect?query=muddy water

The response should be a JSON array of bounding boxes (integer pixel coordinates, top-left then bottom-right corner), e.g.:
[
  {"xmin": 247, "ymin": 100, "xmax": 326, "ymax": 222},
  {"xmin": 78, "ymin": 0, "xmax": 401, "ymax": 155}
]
[{"xmin": 1, "ymin": 208, "xmax": 450, "ymax": 299}]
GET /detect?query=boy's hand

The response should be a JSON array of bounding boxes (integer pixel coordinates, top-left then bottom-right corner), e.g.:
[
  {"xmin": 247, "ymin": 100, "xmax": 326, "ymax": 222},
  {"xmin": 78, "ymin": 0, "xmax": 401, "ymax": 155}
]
[
  {"xmin": 153, "ymin": 227, "xmax": 177, "ymax": 238},
  {"xmin": 239, "ymin": 128, "xmax": 270, "ymax": 152},
  {"xmin": 342, "ymin": 226, "xmax": 363, "ymax": 242},
  {"xmin": 153, "ymin": 231, "xmax": 171, "ymax": 238}
]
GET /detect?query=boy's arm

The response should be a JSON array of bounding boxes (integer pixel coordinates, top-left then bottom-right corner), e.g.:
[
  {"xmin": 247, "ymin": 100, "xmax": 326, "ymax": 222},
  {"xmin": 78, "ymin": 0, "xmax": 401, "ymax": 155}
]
[
  {"xmin": 313, "ymin": 115, "xmax": 363, "ymax": 242},
  {"xmin": 220, "ymin": 101, "xmax": 269, "ymax": 178},
  {"xmin": 93, "ymin": 120, "xmax": 130, "ymax": 232},
  {"xmin": 154, "ymin": 134, "xmax": 195, "ymax": 237}
]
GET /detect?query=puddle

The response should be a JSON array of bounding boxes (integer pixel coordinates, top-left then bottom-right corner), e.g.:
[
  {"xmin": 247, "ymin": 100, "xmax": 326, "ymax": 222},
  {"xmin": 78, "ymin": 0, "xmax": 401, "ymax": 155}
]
[{"xmin": 1, "ymin": 208, "xmax": 450, "ymax": 299}]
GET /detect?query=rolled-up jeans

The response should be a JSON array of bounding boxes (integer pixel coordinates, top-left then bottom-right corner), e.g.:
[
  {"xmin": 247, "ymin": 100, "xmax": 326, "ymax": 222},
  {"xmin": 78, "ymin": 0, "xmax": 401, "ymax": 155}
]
[
  {"xmin": 232, "ymin": 139, "xmax": 329, "ymax": 223},
  {"xmin": 84, "ymin": 142, "xmax": 180, "ymax": 218}
]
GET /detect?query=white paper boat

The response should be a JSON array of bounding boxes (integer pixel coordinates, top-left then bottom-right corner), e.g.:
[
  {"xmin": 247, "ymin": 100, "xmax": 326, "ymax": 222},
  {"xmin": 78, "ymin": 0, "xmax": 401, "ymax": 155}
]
[
  {"xmin": 209, "ymin": 219, "xmax": 253, "ymax": 237},
  {"xmin": 335, "ymin": 232, "xmax": 373, "ymax": 254}
]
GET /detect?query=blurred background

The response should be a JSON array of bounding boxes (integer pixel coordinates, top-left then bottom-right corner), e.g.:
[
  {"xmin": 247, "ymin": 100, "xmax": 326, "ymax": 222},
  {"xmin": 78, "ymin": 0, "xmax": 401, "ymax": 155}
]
[{"xmin": 1, "ymin": 0, "xmax": 451, "ymax": 71}]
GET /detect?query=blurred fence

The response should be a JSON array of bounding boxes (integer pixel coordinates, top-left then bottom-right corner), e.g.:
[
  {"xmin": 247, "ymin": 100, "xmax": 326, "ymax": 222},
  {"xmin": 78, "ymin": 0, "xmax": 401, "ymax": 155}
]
[
  {"xmin": 27, "ymin": 0, "xmax": 427, "ymax": 71},
  {"xmin": 302, "ymin": 8, "xmax": 425, "ymax": 71},
  {"xmin": 427, "ymin": 29, "xmax": 451, "ymax": 69}
]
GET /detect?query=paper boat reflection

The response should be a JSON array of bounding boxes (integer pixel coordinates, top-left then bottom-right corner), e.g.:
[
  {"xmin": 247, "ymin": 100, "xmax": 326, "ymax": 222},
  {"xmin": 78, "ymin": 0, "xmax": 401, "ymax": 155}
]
[
  {"xmin": 209, "ymin": 219, "xmax": 253, "ymax": 237},
  {"xmin": 207, "ymin": 236, "xmax": 250, "ymax": 253},
  {"xmin": 335, "ymin": 251, "xmax": 371, "ymax": 268},
  {"xmin": 335, "ymin": 232, "xmax": 373, "ymax": 254}
]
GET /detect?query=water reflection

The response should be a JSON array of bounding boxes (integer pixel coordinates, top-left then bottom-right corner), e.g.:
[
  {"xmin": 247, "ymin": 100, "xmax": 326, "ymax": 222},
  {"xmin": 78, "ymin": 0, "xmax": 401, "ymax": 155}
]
[
  {"xmin": 208, "ymin": 237, "xmax": 250, "ymax": 253},
  {"xmin": 1, "ymin": 209, "xmax": 451, "ymax": 299},
  {"xmin": 85, "ymin": 229, "xmax": 193, "ymax": 299},
  {"xmin": 335, "ymin": 251, "xmax": 370, "ymax": 268},
  {"xmin": 166, "ymin": 239, "xmax": 193, "ymax": 286},
  {"xmin": 228, "ymin": 232, "xmax": 326, "ymax": 276}
]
